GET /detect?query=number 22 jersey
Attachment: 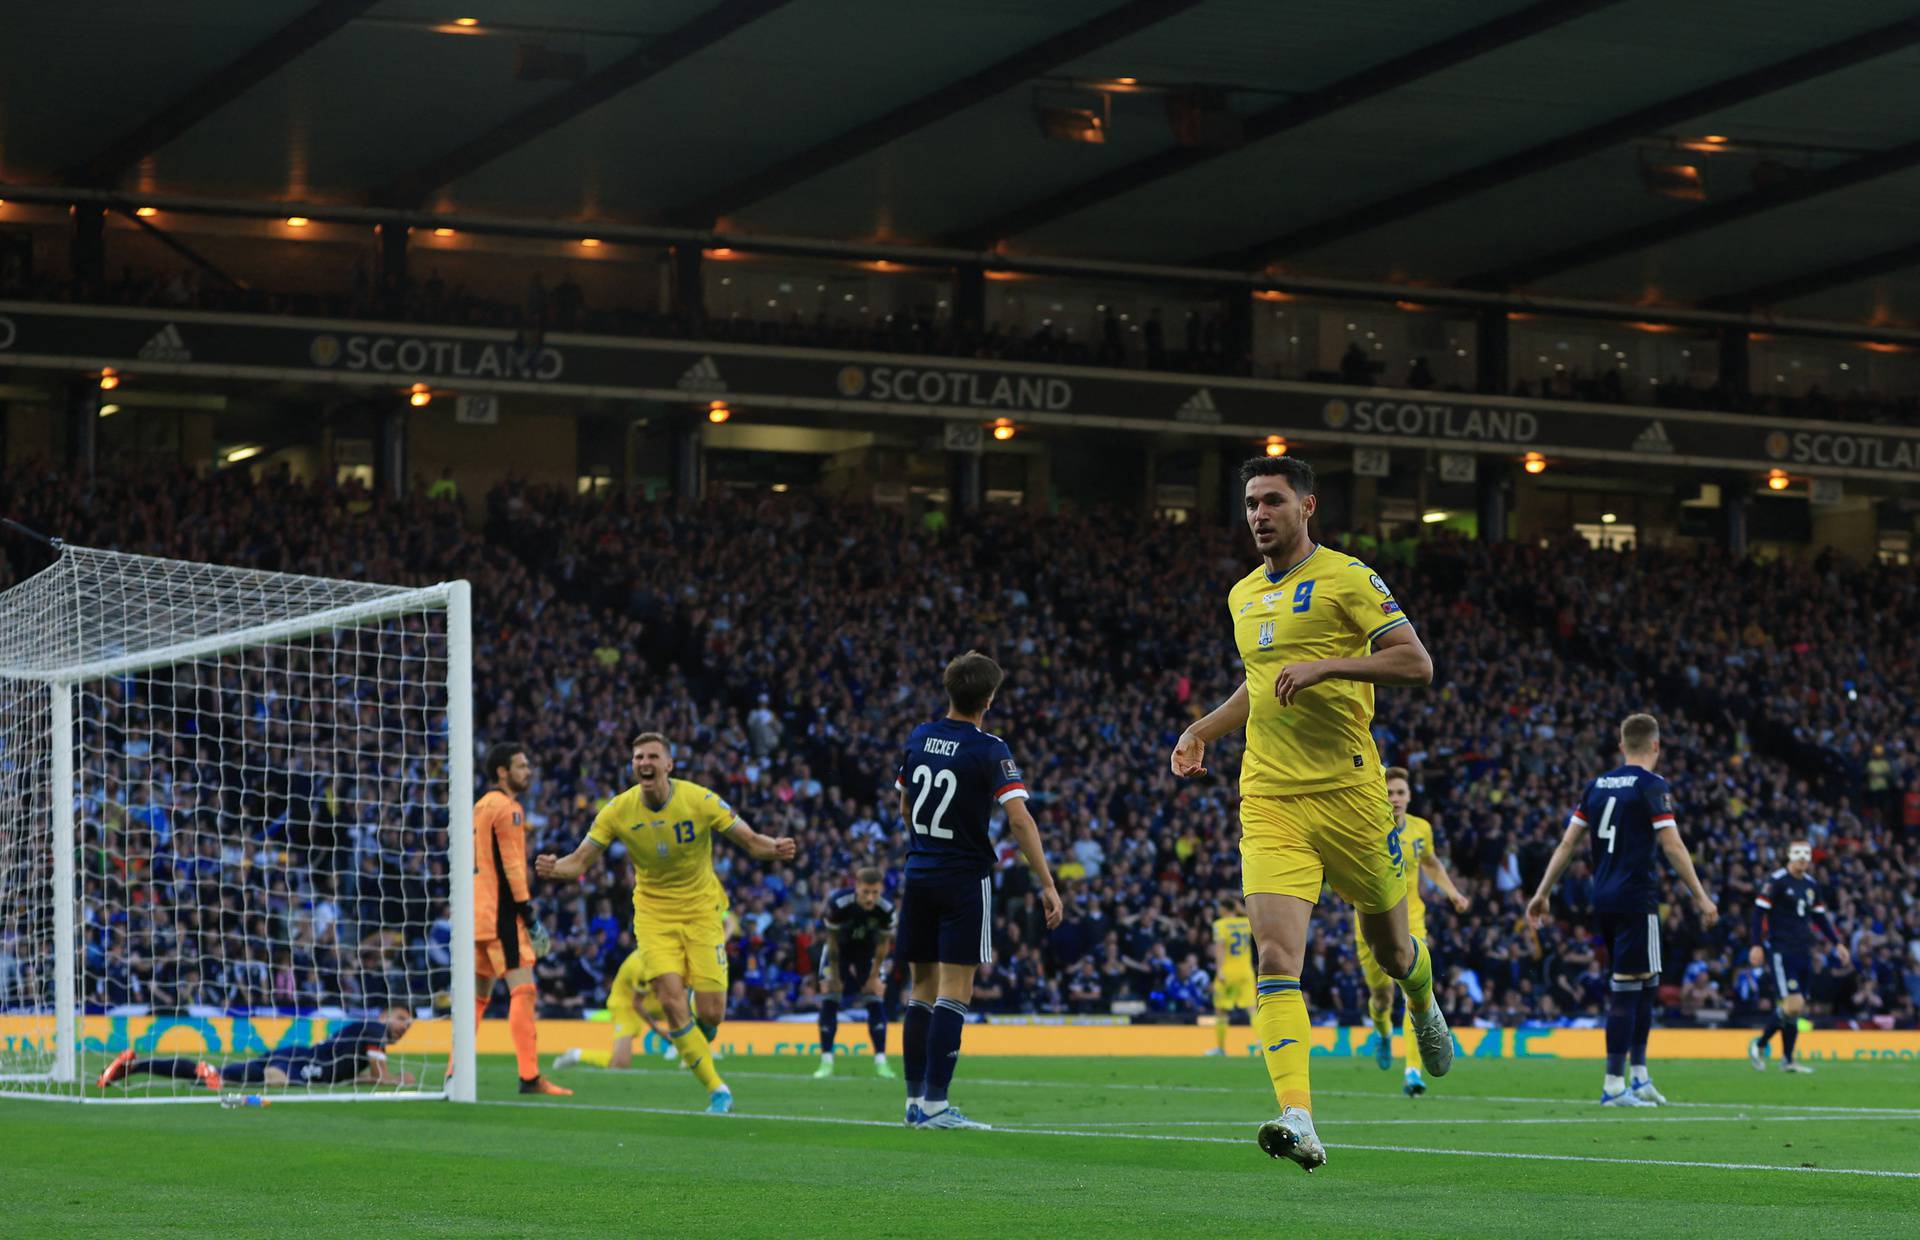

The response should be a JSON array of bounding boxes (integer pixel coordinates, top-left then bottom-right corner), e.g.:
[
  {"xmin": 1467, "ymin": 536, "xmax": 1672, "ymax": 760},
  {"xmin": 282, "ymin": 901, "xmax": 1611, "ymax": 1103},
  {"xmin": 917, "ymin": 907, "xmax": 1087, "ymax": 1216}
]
[{"xmin": 894, "ymin": 718, "xmax": 1027, "ymax": 882}]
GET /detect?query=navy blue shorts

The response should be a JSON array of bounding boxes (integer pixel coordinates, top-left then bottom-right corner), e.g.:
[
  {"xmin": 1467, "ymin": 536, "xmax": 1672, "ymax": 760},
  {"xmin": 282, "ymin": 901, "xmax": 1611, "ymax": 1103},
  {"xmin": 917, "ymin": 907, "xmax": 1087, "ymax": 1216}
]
[
  {"xmin": 1768, "ymin": 950, "xmax": 1811, "ymax": 998},
  {"xmin": 819, "ymin": 947, "xmax": 878, "ymax": 999},
  {"xmin": 1596, "ymin": 908, "xmax": 1663, "ymax": 977},
  {"xmin": 897, "ymin": 874, "xmax": 994, "ymax": 967}
]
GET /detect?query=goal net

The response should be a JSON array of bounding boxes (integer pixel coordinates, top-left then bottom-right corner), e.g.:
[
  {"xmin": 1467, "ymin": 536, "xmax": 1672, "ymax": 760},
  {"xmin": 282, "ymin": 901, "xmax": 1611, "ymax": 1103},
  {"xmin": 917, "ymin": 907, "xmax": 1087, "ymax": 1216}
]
[{"xmin": 0, "ymin": 543, "xmax": 474, "ymax": 1103}]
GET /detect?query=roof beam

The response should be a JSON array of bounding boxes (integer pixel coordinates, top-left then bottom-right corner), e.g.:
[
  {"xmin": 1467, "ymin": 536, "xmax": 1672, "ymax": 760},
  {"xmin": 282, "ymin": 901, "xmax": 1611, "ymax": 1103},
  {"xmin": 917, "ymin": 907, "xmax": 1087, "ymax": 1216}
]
[
  {"xmin": 1706, "ymin": 240, "xmax": 1920, "ymax": 309},
  {"xmin": 379, "ymin": 0, "xmax": 795, "ymax": 208},
  {"xmin": 68, "ymin": 0, "xmax": 379, "ymax": 187},
  {"xmin": 1215, "ymin": 16, "xmax": 1920, "ymax": 269},
  {"xmin": 1466, "ymin": 136, "xmax": 1920, "ymax": 289},
  {"xmin": 949, "ymin": 0, "xmax": 1625, "ymax": 247},
  {"xmin": 675, "ymin": 0, "xmax": 1204, "ymax": 225}
]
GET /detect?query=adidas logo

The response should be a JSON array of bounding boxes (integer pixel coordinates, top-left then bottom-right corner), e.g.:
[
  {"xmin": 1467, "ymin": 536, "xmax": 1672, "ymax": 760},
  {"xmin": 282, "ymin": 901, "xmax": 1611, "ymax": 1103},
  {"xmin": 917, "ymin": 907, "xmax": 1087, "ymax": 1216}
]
[
  {"xmin": 1175, "ymin": 387, "xmax": 1222, "ymax": 424},
  {"xmin": 676, "ymin": 354, "xmax": 727, "ymax": 394},
  {"xmin": 137, "ymin": 323, "xmax": 191, "ymax": 363},
  {"xmin": 1632, "ymin": 420, "xmax": 1675, "ymax": 455}
]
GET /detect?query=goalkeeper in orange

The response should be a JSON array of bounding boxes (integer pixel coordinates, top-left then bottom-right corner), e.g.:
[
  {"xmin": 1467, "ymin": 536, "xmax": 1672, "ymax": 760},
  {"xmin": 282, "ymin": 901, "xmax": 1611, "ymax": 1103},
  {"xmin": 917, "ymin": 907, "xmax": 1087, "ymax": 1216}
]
[
  {"xmin": 538, "ymin": 731, "xmax": 796, "ymax": 1114},
  {"xmin": 475, "ymin": 742, "xmax": 571, "ymax": 1097}
]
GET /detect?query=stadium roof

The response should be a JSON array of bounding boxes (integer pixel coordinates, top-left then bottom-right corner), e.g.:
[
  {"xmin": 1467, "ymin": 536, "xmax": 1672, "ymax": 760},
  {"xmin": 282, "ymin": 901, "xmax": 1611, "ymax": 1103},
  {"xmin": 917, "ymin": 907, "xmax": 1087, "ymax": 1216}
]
[{"xmin": 6, "ymin": 0, "xmax": 1920, "ymax": 326}]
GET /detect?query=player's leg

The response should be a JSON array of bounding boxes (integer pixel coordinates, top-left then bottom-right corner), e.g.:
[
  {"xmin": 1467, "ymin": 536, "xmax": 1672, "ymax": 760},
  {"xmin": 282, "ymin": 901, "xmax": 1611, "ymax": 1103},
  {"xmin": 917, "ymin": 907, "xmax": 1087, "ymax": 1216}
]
[
  {"xmin": 1210, "ymin": 982, "xmax": 1232, "ymax": 1055},
  {"xmin": 692, "ymin": 988, "xmax": 726, "ymax": 1050},
  {"xmin": 651, "ymin": 928, "xmax": 729, "ymax": 1108},
  {"xmin": 1626, "ymin": 913, "xmax": 1667, "ymax": 1102},
  {"xmin": 897, "ymin": 882, "xmax": 938, "ymax": 1122},
  {"xmin": 917, "ymin": 878, "xmax": 989, "ymax": 1129},
  {"xmin": 1354, "ymin": 925, "xmax": 1395, "ymax": 1071},
  {"xmin": 865, "ymin": 985, "xmax": 893, "ymax": 1077},
  {"xmin": 505, "ymin": 914, "xmax": 571, "ymax": 1097},
  {"xmin": 815, "ymin": 993, "xmax": 841, "ymax": 1077},
  {"xmin": 561, "ymin": 989, "xmax": 644, "ymax": 1070},
  {"xmin": 685, "ymin": 921, "xmax": 732, "ymax": 1082},
  {"xmin": 1780, "ymin": 991, "xmax": 1809, "ymax": 1072},
  {"xmin": 1332, "ymin": 784, "xmax": 1447, "ymax": 1078},
  {"xmin": 1240, "ymin": 794, "xmax": 1326, "ymax": 1172}
]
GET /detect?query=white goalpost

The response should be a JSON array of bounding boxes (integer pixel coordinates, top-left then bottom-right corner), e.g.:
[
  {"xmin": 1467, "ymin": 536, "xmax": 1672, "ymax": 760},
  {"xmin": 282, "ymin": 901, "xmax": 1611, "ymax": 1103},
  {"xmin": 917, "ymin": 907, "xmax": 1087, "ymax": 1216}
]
[{"xmin": 0, "ymin": 543, "xmax": 475, "ymax": 1104}]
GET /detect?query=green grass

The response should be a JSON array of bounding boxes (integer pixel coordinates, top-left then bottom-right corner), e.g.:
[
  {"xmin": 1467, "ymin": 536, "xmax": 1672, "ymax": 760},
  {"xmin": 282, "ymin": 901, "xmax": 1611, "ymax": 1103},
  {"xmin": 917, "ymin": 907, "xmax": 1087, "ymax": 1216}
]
[{"xmin": 7, "ymin": 1051, "xmax": 1918, "ymax": 1238}]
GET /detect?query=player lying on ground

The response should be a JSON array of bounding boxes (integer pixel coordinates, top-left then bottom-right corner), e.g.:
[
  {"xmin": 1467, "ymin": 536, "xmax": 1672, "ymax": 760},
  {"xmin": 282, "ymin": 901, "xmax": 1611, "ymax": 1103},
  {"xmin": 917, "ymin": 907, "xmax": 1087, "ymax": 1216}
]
[
  {"xmin": 896, "ymin": 650, "xmax": 1061, "ymax": 1130},
  {"xmin": 814, "ymin": 866, "xmax": 897, "ymax": 1080},
  {"xmin": 553, "ymin": 949, "xmax": 683, "ymax": 1070},
  {"xmin": 1172, "ymin": 455, "xmax": 1448, "ymax": 1173},
  {"xmin": 538, "ymin": 731, "xmax": 795, "ymax": 1114},
  {"xmin": 1527, "ymin": 713, "xmax": 1718, "ymax": 1107},
  {"xmin": 98, "ymin": 1006, "xmax": 416, "ymax": 1091},
  {"xmin": 1360, "ymin": 766, "xmax": 1471, "ymax": 1096},
  {"xmin": 474, "ymin": 741, "xmax": 570, "ymax": 1097},
  {"xmin": 1749, "ymin": 840, "xmax": 1848, "ymax": 1075}
]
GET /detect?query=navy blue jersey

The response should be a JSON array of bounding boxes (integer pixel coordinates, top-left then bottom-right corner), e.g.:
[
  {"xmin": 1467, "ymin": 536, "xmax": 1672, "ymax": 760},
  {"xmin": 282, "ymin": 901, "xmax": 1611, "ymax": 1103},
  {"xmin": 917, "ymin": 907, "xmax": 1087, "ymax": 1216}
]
[
  {"xmin": 894, "ymin": 718, "xmax": 1027, "ymax": 881},
  {"xmin": 822, "ymin": 887, "xmax": 896, "ymax": 964},
  {"xmin": 1755, "ymin": 870, "xmax": 1830, "ymax": 952},
  {"xmin": 1570, "ymin": 764, "xmax": 1676, "ymax": 914},
  {"xmin": 281, "ymin": 1019, "xmax": 391, "ymax": 1084}
]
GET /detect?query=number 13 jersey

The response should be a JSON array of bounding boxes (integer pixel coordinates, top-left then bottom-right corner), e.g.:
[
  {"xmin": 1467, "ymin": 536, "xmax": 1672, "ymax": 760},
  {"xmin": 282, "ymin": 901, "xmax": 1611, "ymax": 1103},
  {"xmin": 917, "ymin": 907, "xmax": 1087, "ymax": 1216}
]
[{"xmin": 894, "ymin": 718, "xmax": 1027, "ymax": 881}]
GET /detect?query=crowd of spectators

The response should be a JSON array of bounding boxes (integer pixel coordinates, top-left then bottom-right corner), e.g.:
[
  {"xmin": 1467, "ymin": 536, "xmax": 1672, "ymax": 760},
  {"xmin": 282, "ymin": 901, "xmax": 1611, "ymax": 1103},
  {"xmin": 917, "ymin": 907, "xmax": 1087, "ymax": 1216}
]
[{"xmin": 0, "ymin": 463, "xmax": 1915, "ymax": 1034}]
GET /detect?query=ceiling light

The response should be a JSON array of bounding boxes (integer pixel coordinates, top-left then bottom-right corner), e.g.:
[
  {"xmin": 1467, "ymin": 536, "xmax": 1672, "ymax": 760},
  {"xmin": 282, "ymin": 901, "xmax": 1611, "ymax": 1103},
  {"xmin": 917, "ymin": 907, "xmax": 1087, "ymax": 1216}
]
[
  {"xmin": 1264, "ymin": 435, "xmax": 1287, "ymax": 458},
  {"xmin": 225, "ymin": 445, "xmax": 263, "ymax": 463},
  {"xmin": 410, "ymin": 390, "xmax": 431, "ymax": 407},
  {"xmin": 771, "ymin": 483, "xmax": 789, "ymax": 493},
  {"xmin": 1600, "ymin": 512, "xmax": 1617, "ymax": 525},
  {"xmin": 135, "ymin": 206, "xmax": 158, "ymax": 217},
  {"xmin": 580, "ymin": 237, "xmax": 601, "ymax": 248},
  {"xmin": 1422, "ymin": 510, "xmax": 1448, "ymax": 524},
  {"xmin": 1523, "ymin": 452, "xmax": 1546, "ymax": 475},
  {"xmin": 1767, "ymin": 469, "xmax": 1790, "ymax": 491},
  {"xmin": 285, "ymin": 216, "xmax": 310, "ymax": 227},
  {"xmin": 1702, "ymin": 134, "xmax": 1726, "ymax": 144},
  {"xmin": 454, "ymin": 16, "xmax": 479, "ymax": 26},
  {"xmin": 98, "ymin": 368, "xmax": 120, "ymax": 391},
  {"xmin": 98, "ymin": 404, "xmax": 120, "ymax": 417},
  {"xmin": 708, "ymin": 401, "xmax": 731, "ymax": 424},
  {"xmin": 433, "ymin": 227, "xmax": 455, "ymax": 237}
]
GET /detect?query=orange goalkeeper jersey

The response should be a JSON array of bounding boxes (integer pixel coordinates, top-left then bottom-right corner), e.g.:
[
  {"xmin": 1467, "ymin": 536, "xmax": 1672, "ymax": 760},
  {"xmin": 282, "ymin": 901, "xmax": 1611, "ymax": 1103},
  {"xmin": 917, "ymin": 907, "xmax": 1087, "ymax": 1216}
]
[{"xmin": 474, "ymin": 790, "xmax": 530, "ymax": 943}]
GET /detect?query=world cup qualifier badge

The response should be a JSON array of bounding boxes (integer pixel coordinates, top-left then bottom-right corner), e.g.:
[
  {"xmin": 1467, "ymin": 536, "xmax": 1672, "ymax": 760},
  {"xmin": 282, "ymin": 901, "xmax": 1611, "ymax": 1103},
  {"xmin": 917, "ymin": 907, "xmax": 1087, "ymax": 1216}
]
[{"xmin": 1001, "ymin": 758, "xmax": 1021, "ymax": 783}]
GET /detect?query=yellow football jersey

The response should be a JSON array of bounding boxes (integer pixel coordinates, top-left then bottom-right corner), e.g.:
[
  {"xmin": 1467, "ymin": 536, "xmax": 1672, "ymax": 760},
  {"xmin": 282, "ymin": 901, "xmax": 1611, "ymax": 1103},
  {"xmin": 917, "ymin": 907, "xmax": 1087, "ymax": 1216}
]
[
  {"xmin": 1212, "ymin": 915, "xmax": 1255, "ymax": 978},
  {"xmin": 1401, "ymin": 813, "xmax": 1435, "ymax": 933},
  {"xmin": 609, "ymin": 949, "xmax": 648, "ymax": 1013},
  {"xmin": 589, "ymin": 779, "xmax": 737, "ymax": 921},
  {"xmin": 1229, "ymin": 544, "xmax": 1411, "ymax": 797}
]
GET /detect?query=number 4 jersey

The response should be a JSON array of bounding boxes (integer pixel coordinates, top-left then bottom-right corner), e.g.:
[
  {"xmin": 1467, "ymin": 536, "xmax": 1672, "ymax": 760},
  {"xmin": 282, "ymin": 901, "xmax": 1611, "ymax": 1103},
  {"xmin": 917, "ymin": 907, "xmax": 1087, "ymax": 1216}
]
[
  {"xmin": 1570, "ymin": 764, "xmax": 1676, "ymax": 914},
  {"xmin": 894, "ymin": 718, "xmax": 1028, "ymax": 881}
]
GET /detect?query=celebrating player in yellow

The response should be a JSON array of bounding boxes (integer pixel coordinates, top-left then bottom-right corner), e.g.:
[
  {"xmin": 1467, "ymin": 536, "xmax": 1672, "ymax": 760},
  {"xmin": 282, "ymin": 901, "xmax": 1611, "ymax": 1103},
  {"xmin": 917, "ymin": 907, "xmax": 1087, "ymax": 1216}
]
[
  {"xmin": 537, "ymin": 731, "xmax": 796, "ymax": 1113},
  {"xmin": 1208, "ymin": 897, "xmax": 1255, "ymax": 1056},
  {"xmin": 1359, "ymin": 765, "xmax": 1470, "ymax": 1096},
  {"xmin": 1170, "ymin": 455, "xmax": 1449, "ymax": 1173}
]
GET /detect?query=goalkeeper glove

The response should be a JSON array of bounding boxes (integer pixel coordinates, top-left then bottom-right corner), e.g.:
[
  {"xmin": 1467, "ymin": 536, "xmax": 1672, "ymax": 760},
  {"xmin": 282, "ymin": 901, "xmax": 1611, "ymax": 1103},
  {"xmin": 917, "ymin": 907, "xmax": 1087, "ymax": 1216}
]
[{"xmin": 524, "ymin": 910, "xmax": 552, "ymax": 957}]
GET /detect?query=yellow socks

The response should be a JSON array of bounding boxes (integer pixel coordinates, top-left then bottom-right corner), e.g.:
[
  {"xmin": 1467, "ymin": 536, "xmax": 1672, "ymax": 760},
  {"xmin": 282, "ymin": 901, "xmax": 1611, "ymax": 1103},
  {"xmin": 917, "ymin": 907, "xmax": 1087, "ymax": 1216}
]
[
  {"xmin": 1394, "ymin": 936, "xmax": 1435, "ymax": 1014},
  {"xmin": 1254, "ymin": 975, "xmax": 1311, "ymax": 1113},
  {"xmin": 669, "ymin": 1021, "xmax": 724, "ymax": 1092},
  {"xmin": 1368, "ymin": 995, "xmax": 1393, "ymax": 1042},
  {"xmin": 1214, "ymin": 1012, "xmax": 1230, "ymax": 1053}
]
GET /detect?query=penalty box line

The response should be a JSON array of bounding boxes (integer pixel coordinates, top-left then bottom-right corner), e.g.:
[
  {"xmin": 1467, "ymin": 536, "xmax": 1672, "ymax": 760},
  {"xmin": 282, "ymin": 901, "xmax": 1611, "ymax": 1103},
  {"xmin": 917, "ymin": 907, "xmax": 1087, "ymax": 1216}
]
[{"xmin": 481, "ymin": 1100, "xmax": 1920, "ymax": 1180}]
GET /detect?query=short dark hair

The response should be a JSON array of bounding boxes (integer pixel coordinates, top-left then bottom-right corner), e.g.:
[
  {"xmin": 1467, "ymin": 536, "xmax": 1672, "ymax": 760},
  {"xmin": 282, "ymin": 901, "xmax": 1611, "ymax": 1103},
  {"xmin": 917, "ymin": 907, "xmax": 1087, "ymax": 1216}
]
[
  {"xmin": 855, "ymin": 866, "xmax": 884, "ymax": 886},
  {"xmin": 1620, "ymin": 713, "xmax": 1659, "ymax": 754},
  {"xmin": 482, "ymin": 742, "xmax": 523, "ymax": 785},
  {"xmin": 1239, "ymin": 455, "xmax": 1315, "ymax": 496},
  {"xmin": 630, "ymin": 731, "xmax": 671, "ymax": 753},
  {"xmin": 943, "ymin": 650, "xmax": 1004, "ymax": 715},
  {"xmin": 1383, "ymin": 766, "xmax": 1410, "ymax": 785}
]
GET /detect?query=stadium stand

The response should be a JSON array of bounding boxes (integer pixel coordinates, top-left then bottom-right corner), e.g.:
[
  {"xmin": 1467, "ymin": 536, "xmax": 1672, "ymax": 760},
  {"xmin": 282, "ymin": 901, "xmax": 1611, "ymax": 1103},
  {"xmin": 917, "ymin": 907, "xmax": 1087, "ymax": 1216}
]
[{"xmin": 4, "ymin": 465, "xmax": 1912, "ymax": 1032}]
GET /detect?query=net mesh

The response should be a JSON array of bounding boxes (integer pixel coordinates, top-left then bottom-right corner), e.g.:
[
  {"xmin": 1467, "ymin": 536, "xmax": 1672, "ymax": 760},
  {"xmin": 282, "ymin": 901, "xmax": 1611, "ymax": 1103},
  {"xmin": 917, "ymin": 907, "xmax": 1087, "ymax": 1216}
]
[{"xmin": 0, "ymin": 544, "xmax": 458, "ymax": 1102}]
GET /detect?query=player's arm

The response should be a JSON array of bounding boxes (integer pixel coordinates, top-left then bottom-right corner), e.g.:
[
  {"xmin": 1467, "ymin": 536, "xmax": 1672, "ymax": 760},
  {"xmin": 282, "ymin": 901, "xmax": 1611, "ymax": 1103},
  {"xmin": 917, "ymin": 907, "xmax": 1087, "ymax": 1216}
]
[
  {"xmin": 1524, "ymin": 813, "xmax": 1587, "ymax": 927},
  {"xmin": 535, "ymin": 836, "xmax": 606, "ymax": 880},
  {"xmin": 1273, "ymin": 620, "xmax": 1433, "ymax": 706},
  {"xmin": 864, "ymin": 931, "xmax": 893, "ymax": 994},
  {"xmin": 1813, "ymin": 888, "xmax": 1849, "ymax": 966},
  {"xmin": 496, "ymin": 816, "xmax": 552, "ymax": 954},
  {"xmin": 1003, "ymin": 796, "xmax": 1063, "ymax": 930},
  {"xmin": 717, "ymin": 812, "xmax": 798, "ymax": 862},
  {"xmin": 1419, "ymin": 847, "xmax": 1471, "ymax": 913},
  {"xmin": 1749, "ymin": 881, "xmax": 1774, "ymax": 967},
  {"xmin": 1655, "ymin": 824, "xmax": 1718, "ymax": 928},
  {"xmin": 1172, "ymin": 682, "xmax": 1248, "ymax": 777}
]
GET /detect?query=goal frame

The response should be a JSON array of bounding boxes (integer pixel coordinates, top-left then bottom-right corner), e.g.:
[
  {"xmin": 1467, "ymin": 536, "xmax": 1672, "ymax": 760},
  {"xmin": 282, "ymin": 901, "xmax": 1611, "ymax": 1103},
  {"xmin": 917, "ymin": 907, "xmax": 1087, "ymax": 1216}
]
[{"xmin": 0, "ymin": 578, "xmax": 476, "ymax": 1105}]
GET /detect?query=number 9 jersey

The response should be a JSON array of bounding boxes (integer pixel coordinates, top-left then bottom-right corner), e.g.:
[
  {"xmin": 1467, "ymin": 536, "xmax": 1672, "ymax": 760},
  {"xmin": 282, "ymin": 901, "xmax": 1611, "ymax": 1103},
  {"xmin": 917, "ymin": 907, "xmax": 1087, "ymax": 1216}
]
[{"xmin": 894, "ymin": 718, "xmax": 1027, "ymax": 882}]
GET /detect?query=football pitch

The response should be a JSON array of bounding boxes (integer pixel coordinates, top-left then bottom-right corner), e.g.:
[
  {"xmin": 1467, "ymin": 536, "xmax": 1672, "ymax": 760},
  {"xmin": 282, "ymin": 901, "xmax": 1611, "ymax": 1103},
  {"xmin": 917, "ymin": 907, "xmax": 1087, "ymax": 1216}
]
[{"xmin": 7, "ymin": 1053, "xmax": 1917, "ymax": 1238}]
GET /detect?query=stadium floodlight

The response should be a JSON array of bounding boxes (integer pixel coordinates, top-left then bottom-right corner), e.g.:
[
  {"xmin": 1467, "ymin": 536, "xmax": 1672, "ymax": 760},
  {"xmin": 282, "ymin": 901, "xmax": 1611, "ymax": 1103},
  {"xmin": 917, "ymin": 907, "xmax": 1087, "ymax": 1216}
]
[{"xmin": 0, "ymin": 543, "xmax": 474, "ymax": 1104}]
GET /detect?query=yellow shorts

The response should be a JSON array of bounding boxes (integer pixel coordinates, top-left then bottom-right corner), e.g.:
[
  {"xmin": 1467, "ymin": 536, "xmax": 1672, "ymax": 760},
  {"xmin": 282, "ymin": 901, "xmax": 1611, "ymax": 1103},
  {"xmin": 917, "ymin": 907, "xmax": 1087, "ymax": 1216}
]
[
  {"xmin": 1240, "ymin": 782, "xmax": 1407, "ymax": 914},
  {"xmin": 1213, "ymin": 973, "xmax": 1256, "ymax": 1012},
  {"xmin": 1354, "ymin": 908, "xmax": 1427, "ymax": 992},
  {"xmin": 635, "ymin": 913, "xmax": 729, "ymax": 993},
  {"xmin": 610, "ymin": 987, "xmax": 670, "ymax": 1040}
]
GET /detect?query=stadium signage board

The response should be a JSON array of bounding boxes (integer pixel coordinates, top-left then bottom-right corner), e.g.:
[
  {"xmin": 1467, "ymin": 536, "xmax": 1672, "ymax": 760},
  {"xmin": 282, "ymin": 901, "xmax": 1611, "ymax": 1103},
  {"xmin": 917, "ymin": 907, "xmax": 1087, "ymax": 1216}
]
[{"xmin": 4, "ymin": 301, "xmax": 1919, "ymax": 480}]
